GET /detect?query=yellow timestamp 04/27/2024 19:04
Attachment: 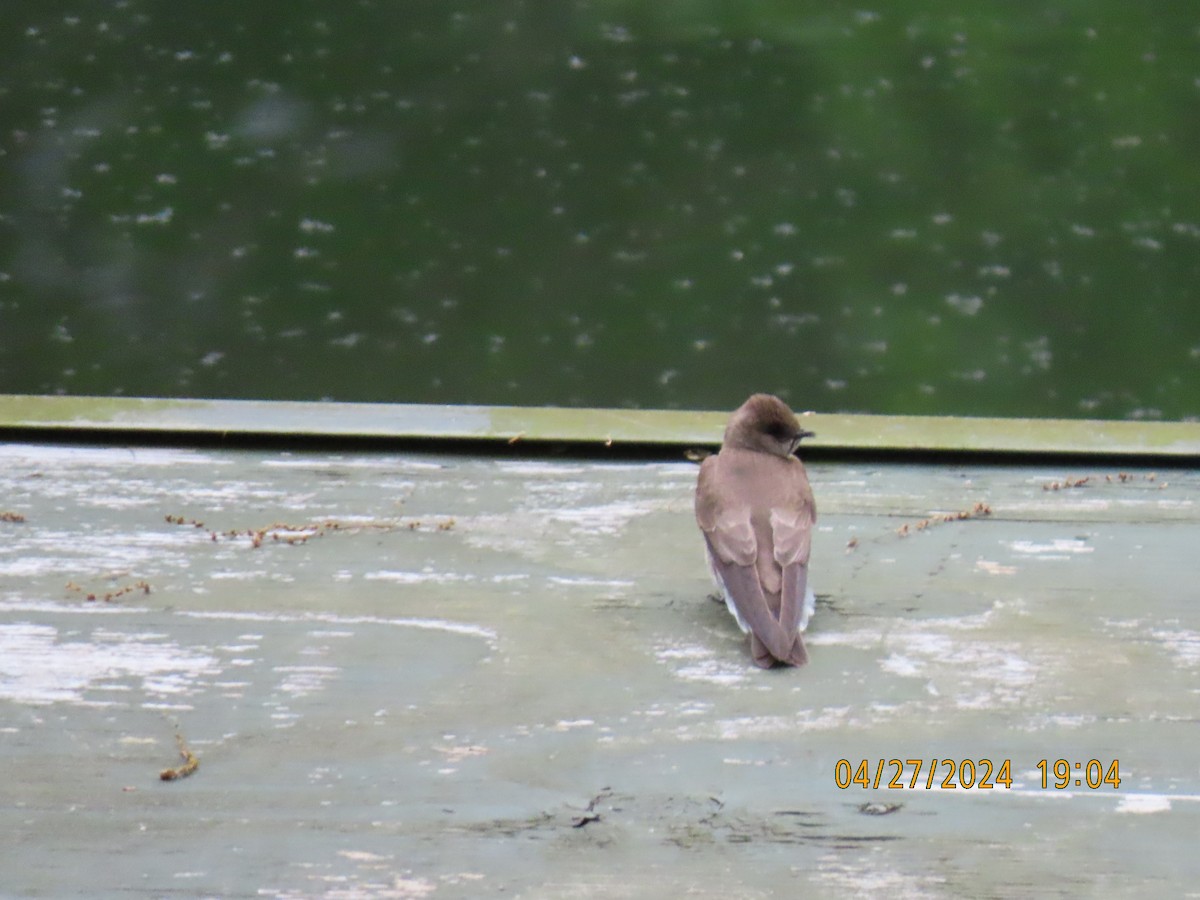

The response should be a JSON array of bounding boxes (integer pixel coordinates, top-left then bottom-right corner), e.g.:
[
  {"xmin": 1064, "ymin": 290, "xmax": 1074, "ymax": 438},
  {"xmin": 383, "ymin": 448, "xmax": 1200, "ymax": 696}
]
[{"xmin": 833, "ymin": 758, "xmax": 1122, "ymax": 790}]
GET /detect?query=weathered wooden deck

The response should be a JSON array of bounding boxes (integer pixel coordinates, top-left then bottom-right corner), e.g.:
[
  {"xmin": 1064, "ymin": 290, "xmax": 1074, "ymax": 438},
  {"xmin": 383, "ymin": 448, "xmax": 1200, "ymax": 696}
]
[{"xmin": 1, "ymin": 397, "xmax": 1198, "ymax": 897}]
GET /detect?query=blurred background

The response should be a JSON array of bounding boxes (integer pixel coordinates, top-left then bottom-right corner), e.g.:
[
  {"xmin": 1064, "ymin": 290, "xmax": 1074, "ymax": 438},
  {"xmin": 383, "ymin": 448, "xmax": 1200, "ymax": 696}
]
[{"xmin": 2, "ymin": 1, "xmax": 1197, "ymax": 419}]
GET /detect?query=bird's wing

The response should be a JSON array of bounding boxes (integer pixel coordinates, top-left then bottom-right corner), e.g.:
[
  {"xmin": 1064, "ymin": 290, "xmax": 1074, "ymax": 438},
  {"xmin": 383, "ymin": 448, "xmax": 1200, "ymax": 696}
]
[
  {"xmin": 702, "ymin": 532, "xmax": 796, "ymax": 662},
  {"xmin": 698, "ymin": 470, "xmax": 795, "ymax": 662},
  {"xmin": 696, "ymin": 455, "xmax": 810, "ymax": 663},
  {"xmin": 755, "ymin": 506, "xmax": 811, "ymax": 667},
  {"xmin": 770, "ymin": 476, "xmax": 816, "ymax": 643}
]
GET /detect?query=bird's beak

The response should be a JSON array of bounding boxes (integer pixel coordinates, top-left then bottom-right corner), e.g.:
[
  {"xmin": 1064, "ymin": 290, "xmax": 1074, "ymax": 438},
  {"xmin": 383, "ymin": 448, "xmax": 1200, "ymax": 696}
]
[{"xmin": 790, "ymin": 429, "xmax": 816, "ymax": 454}]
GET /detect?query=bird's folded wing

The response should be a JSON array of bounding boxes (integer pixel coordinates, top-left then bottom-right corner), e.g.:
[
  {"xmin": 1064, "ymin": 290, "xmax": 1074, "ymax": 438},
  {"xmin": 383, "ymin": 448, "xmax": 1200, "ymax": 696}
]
[
  {"xmin": 702, "ymin": 518, "xmax": 794, "ymax": 661},
  {"xmin": 770, "ymin": 507, "xmax": 813, "ymax": 567},
  {"xmin": 771, "ymin": 507, "xmax": 814, "ymax": 638}
]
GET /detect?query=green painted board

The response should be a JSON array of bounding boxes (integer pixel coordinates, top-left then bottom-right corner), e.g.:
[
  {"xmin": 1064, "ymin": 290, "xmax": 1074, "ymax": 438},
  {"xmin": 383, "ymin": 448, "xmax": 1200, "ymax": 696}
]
[
  {"xmin": 1, "ymin": 441, "xmax": 1197, "ymax": 896},
  {"xmin": 1, "ymin": 393, "xmax": 1199, "ymax": 457}
]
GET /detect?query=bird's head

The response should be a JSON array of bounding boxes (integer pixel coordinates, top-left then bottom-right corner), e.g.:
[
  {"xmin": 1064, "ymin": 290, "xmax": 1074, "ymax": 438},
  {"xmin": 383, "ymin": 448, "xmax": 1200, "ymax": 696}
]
[{"xmin": 724, "ymin": 393, "xmax": 814, "ymax": 458}]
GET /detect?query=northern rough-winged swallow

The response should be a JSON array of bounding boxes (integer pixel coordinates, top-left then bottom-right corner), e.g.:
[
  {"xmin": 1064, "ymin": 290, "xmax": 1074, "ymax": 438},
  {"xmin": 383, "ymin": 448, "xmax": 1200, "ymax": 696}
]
[{"xmin": 694, "ymin": 394, "xmax": 817, "ymax": 668}]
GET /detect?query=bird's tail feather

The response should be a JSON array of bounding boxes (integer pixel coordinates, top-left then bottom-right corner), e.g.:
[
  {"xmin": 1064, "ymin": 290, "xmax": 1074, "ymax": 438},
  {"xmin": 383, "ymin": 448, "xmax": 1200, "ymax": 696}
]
[{"xmin": 750, "ymin": 632, "xmax": 809, "ymax": 667}]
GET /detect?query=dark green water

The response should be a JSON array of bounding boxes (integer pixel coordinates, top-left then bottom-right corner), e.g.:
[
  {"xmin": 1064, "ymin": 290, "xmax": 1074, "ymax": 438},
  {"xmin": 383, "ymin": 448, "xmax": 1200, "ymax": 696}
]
[{"xmin": 2, "ymin": 2, "xmax": 1198, "ymax": 419}]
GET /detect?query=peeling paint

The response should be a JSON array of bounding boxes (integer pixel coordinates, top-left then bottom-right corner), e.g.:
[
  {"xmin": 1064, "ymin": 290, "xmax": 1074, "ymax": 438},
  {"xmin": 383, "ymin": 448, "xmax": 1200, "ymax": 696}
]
[{"xmin": 0, "ymin": 442, "xmax": 1196, "ymax": 897}]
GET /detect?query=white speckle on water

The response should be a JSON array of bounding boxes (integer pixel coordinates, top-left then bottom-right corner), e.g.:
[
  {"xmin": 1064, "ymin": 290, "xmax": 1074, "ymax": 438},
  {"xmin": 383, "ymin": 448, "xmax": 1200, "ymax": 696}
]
[
  {"xmin": 135, "ymin": 206, "xmax": 173, "ymax": 225},
  {"xmin": 1024, "ymin": 336, "xmax": 1053, "ymax": 370},
  {"xmin": 945, "ymin": 293, "xmax": 984, "ymax": 315},
  {"xmin": 299, "ymin": 217, "xmax": 335, "ymax": 234}
]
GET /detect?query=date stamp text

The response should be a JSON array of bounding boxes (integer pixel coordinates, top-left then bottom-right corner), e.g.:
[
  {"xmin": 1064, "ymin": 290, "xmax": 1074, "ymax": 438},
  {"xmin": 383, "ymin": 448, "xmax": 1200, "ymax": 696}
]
[{"xmin": 834, "ymin": 758, "xmax": 1121, "ymax": 790}]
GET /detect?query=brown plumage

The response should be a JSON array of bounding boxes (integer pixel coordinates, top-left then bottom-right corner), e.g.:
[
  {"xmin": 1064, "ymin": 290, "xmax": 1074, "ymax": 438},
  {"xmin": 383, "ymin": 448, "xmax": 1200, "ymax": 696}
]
[{"xmin": 694, "ymin": 394, "xmax": 817, "ymax": 668}]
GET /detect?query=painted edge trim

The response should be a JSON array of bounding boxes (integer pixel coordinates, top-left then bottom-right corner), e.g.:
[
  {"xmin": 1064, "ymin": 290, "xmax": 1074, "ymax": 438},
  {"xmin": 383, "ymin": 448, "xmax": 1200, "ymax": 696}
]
[{"xmin": 0, "ymin": 394, "xmax": 1197, "ymax": 458}]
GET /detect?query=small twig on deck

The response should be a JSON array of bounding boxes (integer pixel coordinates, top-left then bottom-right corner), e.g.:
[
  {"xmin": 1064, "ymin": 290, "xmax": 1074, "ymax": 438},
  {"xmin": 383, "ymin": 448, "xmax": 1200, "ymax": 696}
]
[
  {"xmin": 65, "ymin": 579, "xmax": 152, "ymax": 603},
  {"xmin": 571, "ymin": 788, "xmax": 612, "ymax": 828},
  {"xmin": 896, "ymin": 502, "xmax": 992, "ymax": 537},
  {"xmin": 164, "ymin": 515, "xmax": 454, "ymax": 549},
  {"xmin": 159, "ymin": 732, "xmax": 200, "ymax": 782},
  {"xmin": 1042, "ymin": 475, "xmax": 1090, "ymax": 491}
]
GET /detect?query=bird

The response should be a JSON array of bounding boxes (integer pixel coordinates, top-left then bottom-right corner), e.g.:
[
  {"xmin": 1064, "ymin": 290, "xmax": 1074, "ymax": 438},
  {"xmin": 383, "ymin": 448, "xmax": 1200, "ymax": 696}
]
[{"xmin": 694, "ymin": 394, "xmax": 817, "ymax": 668}]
